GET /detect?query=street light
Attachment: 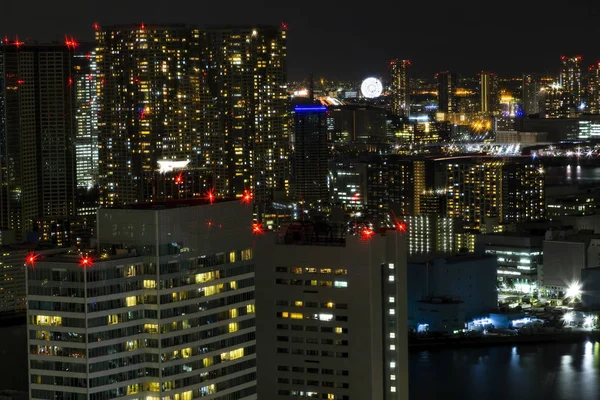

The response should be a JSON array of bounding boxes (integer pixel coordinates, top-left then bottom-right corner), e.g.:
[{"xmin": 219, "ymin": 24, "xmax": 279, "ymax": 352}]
[{"xmin": 565, "ymin": 282, "xmax": 582, "ymax": 302}]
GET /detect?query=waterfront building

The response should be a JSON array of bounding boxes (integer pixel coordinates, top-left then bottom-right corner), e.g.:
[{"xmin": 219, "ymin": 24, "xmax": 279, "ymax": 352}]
[
  {"xmin": 255, "ymin": 223, "xmax": 409, "ymax": 400},
  {"xmin": 407, "ymin": 254, "xmax": 497, "ymax": 328},
  {"xmin": 26, "ymin": 199, "xmax": 257, "ymax": 399}
]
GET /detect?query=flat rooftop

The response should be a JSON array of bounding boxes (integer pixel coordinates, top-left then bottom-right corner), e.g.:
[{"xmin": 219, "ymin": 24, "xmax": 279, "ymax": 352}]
[{"xmin": 101, "ymin": 197, "xmax": 238, "ymax": 210}]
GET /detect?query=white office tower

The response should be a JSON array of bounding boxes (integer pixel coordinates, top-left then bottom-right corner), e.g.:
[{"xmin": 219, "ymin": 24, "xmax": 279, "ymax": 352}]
[
  {"xmin": 255, "ymin": 222, "xmax": 409, "ymax": 400},
  {"xmin": 26, "ymin": 199, "xmax": 257, "ymax": 399}
]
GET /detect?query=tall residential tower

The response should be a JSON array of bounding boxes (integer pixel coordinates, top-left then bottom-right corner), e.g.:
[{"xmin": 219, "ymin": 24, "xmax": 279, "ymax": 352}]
[{"xmin": 390, "ymin": 59, "xmax": 410, "ymax": 117}]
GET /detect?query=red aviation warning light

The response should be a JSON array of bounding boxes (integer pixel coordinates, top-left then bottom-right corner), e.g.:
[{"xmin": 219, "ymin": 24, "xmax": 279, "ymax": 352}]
[
  {"xmin": 13, "ymin": 36, "xmax": 24, "ymax": 48},
  {"xmin": 205, "ymin": 188, "xmax": 215, "ymax": 204},
  {"xmin": 241, "ymin": 190, "xmax": 252, "ymax": 204},
  {"xmin": 281, "ymin": 21, "xmax": 288, "ymax": 31},
  {"xmin": 93, "ymin": 22, "xmax": 100, "ymax": 31},
  {"xmin": 140, "ymin": 22, "xmax": 146, "ymax": 31},
  {"xmin": 26, "ymin": 252, "xmax": 38, "ymax": 266},
  {"xmin": 79, "ymin": 256, "xmax": 92, "ymax": 267},
  {"xmin": 174, "ymin": 172, "xmax": 183, "ymax": 184},
  {"xmin": 360, "ymin": 227, "xmax": 375, "ymax": 240},
  {"xmin": 252, "ymin": 223, "xmax": 264, "ymax": 235},
  {"xmin": 395, "ymin": 221, "xmax": 407, "ymax": 232},
  {"xmin": 64, "ymin": 36, "xmax": 79, "ymax": 50}
]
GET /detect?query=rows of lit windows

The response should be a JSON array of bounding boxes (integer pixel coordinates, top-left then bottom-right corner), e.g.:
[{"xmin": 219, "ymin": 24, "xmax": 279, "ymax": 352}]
[
  {"xmin": 275, "ymin": 266, "xmax": 348, "ymax": 275},
  {"xmin": 275, "ymin": 279, "xmax": 348, "ymax": 288}
]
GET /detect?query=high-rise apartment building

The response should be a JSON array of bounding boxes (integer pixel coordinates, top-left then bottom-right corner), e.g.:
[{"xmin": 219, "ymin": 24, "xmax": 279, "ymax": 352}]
[
  {"xmin": 292, "ymin": 104, "xmax": 329, "ymax": 204},
  {"xmin": 26, "ymin": 199, "xmax": 258, "ymax": 399},
  {"xmin": 255, "ymin": 223, "xmax": 409, "ymax": 400},
  {"xmin": 0, "ymin": 40, "xmax": 77, "ymax": 241},
  {"xmin": 436, "ymin": 71, "xmax": 457, "ymax": 114},
  {"xmin": 96, "ymin": 24, "xmax": 208, "ymax": 207},
  {"xmin": 390, "ymin": 59, "xmax": 410, "ymax": 117},
  {"xmin": 479, "ymin": 71, "xmax": 498, "ymax": 114},
  {"xmin": 366, "ymin": 156, "xmax": 433, "ymax": 226},
  {"xmin": 74, "ymin": 48, "xmax": 98, "ymax": 190},
  {"xmin": 522, "ymin": 74, "xmax": 541, "ymax": 116},
  {"xmin": 588, "ymin": 63, "xmax": 600, "ymax": 114},
  {"xmin": 560, "ymin": 55, "xmax": 583, "ymax": 108},
  {"xmin": 202, "ymin": 26, "xmax": 289, "ymax": 204},
  {"xmin": 441, "ymin": 158, "xmax": 544, "ymax": 230}
]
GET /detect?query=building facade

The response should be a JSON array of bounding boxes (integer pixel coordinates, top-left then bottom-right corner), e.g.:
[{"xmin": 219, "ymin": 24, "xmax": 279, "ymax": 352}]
[
  {"xmin": 292, "ymin": 104, "xmax": 328, "ymax": 204},
  {"xmin": 0, "ymin": 41, "xmax": 77, "ymax": 241},
  {"xmin": 255, "ymin": 224, "xmax": 408, "ymax": 400},
  {"xmin": 26, "ymin": 199, "xmax": 258, "ymax": 399},
  {"xmin": 390, "ymin": 59, "xmax": 410, "ymax": 117}
]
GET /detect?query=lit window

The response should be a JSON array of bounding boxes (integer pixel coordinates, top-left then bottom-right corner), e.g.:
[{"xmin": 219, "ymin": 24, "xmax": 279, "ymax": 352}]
[
  {"xmin": 388, "ymin": 275, "xmax": 395, "ymax": 282},
  {"xmin": 390, "ymin": 375, "xmax": 396, "ymax": 381},
  {"xmin": 389, "ymin": 309, "xmax": 395, "ymax": 315},
  {"xmin": 290, "ymin": 313, "xmax": 303, "ymax": 319},
  {"xmin": 390, "ymin": 362, "xmax": 396, "ymax": 368},
  {"xmin": 389, "ymin": 263, "xmax": 394, "ymax": 270},
  {"xmin": 389, "ymin": 297, "xmax": 395, "ymax": 303},
  {"xmin": 390, "ymin": 332, "xmax": 395, "ymax": 339},
  {"xmin": 318, "ymin": 313, "xmax": 334, "ymax": 322},
  {"xmin": 126, "ymin": 296, "xmax": 137, "ymax": 307},
  {"xmin": 391, "ymin": 386, "xmax": 397, "ymax": 393},
  {"xmin": 282, "ymin": 312, "xmax": 289, "ymax": 318},
  {"xmin": 334, "ymin": 281, "xmax": 348, "ymax": 288},
  {"xmin": 294, "ymin": 301, "xmax": 303, "ymax": 307},
  {"xmin": 335, "ymin": 327, "xmax": 343, "ymax": 334},
  {"xmin": 390, "ymin": 345, "xmax": 396, "ymax": 350}
]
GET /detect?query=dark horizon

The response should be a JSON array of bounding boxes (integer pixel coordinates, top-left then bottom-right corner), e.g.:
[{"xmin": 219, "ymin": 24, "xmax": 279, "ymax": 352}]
[{"xmin": 1, "ymin": 0, "xmax": 599, "ymax": 80}]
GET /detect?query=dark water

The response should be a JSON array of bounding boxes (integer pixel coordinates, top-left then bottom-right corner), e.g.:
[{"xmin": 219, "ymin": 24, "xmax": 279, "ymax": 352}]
[
  {"xmin": 545, "ymin": 165, "xmax": 600, "ymax": 186},
  {"xmin": 410, "ymin": 341, "xmax": 600, "ymax": 400}
]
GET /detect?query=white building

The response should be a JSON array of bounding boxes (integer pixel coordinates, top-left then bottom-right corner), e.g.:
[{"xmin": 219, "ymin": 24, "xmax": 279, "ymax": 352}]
[
  {"xmin": 26, "ymin": 199, "xmax": 258, "ymax": 399},
  {"xmin": 255, "ymin": 222, "xmax": 409, "ymax": 400}
]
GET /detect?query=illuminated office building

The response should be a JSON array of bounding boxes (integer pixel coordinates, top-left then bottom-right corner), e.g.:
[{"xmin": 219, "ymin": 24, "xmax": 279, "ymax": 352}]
[
  {"xmin": 96, "ymin": 24, "xmax": 209, "ymax": 207},
  {"xmin": 27, "ymin": 199, "xmax": 257, "ymax": 399},
  {"xmin": 479, "ymin": 71, "xmax": 498, "ymax": 114},
  {"xmin": 255, "ymin": 224, "xmax": 409, "ymax": 400},
  {"xmin": 390, "ymin": 59, "xmax": 411, "ymax": 117},
  {"xmin": 0, "ymin": 40, "xmax": 77, "ymax": 241},
  {"xmin": 328, "ymin": 158, "xmax": 367, "ymax": 210},
  {"xmin": 436, "ymin": 71, "xmax": 457, "ymax": 115},
  {"xmin": 402, "ymin": 215, "xmax": 458, "ymax": 256},
  {"xmin": 560, "ymin": 55, "xmax": 583, "ymax": 108},
  {"xmin": 202, "ymin": 25, "xmax": 289, "ymax": 204},
  {"xmin": 74, "ymin": 49, "xmax": 98, "ymax": 189},
  {"xmin": 499, "ymin": 163, "xmax": 545, "ymax": 224}
]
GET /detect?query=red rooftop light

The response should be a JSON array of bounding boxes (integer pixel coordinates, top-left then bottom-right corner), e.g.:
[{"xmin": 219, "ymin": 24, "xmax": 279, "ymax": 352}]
[
  {"xmin": 395, "ymin": 222, "xmax": 407, "ymax": 232},
  {"xmin": 206, "ymin": 188, "xmax": 215, "ymax": 204},
  {"xmin": 26, "ymin": 252, "xmax": 38, "ymax": 266},
  {"xmin": 241, "ymin": 190, "xmax": 252, "ymax": 204},
  {"xmin": 64, "ymin": 36, "xmax": 79, "ymax": 50},
  {"xmin": 252, "ymin": 223, "xmax": 264, "ymax": 235},
  {"xmin": 79, "ymin": 256, "xmax": 92, "ymax": 267},
  {"xmin": 360, "ymin": 228, "xmax": 375, "ymax": 240},
  {"xmin": 93, "ymin": 22, "xmax": 100, "ymax": 31},
  {"xmin": 174, "ymin": 172, "xmax": 183, "ymax": 184}
]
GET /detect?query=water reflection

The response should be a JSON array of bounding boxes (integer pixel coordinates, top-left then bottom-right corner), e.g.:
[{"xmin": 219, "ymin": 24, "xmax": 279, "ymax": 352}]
[
  {"xmin": 410, "ymin": 342, "xmax": 600, "ymax": 400},
  {"xmin": 545, "ymin": 165, "xmax": 600, "ymax": 186}
]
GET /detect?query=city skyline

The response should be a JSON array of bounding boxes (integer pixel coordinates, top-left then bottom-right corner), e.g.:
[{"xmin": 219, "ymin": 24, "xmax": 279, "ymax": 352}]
[{"xmin": 1, "ymin": 0, "xmax": 600, "ymax": 80}]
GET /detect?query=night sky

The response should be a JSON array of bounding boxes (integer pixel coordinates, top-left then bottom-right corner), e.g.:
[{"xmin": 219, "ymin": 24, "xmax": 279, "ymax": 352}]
[{"xmin": 1, "ymin": 0, "xmax": 599, "ymax": 80}]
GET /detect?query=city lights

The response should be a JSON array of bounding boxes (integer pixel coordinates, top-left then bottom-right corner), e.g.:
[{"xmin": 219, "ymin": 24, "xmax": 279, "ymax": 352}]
[
  {"xmin": 565, "ymin": 281, "xmax": 582, "ymax": 302},
  {"xmin": 252, "ymin": 223, "xmax": 264, "ymax": 234}
]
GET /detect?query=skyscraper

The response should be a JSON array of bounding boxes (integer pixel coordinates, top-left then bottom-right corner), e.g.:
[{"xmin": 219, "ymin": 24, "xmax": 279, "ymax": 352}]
[
  {"xmin": 0, "ymin": 39, "xmax": 77, "ymax": 241},
  {"xmin": 479, "ymin": 71, "xmax": 498, "ymax": 114},
  {"xmin": 27, "ymin": 199, "xmax": 258, "ymax": 399},
  {"xmin": 95, "ymin": 24, "xmax": 207, "ymax": 207},
  {"xmin": 203, "ymin": 25, "xmax": 289, "ymax": 205},
  {"xmin": 588, "ymin": 63, "xmax": 600, "ymax": 114},
  {"xmin": 436, "ymin": 71, "xmax": 457, "ymax": 114},
  {"xmin": 255, "ymin": 224, "xmax": 409, "ymax": 400},
  {"xmin": 560, "ymin": 55, "xmax": 583, "ymax": 108},
  {"xmin": 390, "ymin": 59, "xmax": 410, "ymax": 117},
  {"xmin": 74, "ymin": 48, "xmax": 98, "ymax": 190},
  {"xmin": 292, "ymin": 103, "xmax": 329, "ymax": 204},
  {"xmin": 522, "ymin": 74, "xmax": 541, "ymax": 116}
]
